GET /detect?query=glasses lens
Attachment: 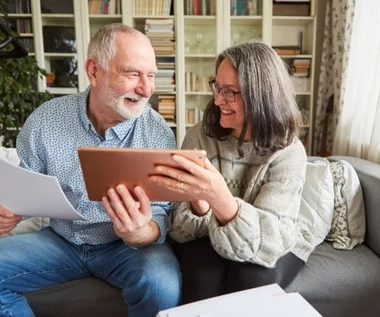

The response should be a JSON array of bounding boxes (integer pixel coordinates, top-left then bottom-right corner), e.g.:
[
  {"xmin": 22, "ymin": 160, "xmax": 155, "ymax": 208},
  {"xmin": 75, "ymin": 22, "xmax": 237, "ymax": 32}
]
[
  {"xmin": 209, "ymin": 81, "xmax": 237, "ymax": 102},
  {"xmin": 210, "ymin": 81, "xmax": 218, "ymax": 96},
  {"xmin": 224, "ymin": 88, "xmax": 235, "ymax": 102}
]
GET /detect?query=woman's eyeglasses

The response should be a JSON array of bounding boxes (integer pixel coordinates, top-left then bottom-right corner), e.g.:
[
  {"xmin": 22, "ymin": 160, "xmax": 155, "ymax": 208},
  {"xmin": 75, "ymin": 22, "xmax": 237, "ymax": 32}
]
[{"xmin": 209, "ymin": 80, "xmax": 241, "ymax": 102}]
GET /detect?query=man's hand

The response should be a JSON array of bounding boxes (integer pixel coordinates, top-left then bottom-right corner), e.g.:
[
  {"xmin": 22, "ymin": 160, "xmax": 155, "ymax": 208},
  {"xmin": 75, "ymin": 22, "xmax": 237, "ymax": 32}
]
[
  {"xmin": 0, "ymin": 205, "xmax": 22, "ymax": 235},
  {"xmin": 102, "ymin": 185, "xmax": 160, "ymax": 248}
]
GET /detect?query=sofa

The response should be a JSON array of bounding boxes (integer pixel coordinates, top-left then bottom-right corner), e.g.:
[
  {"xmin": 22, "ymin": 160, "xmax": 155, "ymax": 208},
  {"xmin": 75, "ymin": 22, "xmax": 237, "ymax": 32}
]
[{"xmin": 1, "ymin": 149, "xmax": 380, "ymax": 317}]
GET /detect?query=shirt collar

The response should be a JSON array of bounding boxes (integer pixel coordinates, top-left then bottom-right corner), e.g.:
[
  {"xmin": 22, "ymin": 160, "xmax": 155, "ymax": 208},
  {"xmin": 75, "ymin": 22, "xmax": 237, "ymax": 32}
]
[
  {"xmin": 79, "ymin": 86, "xmax": 92, "ymax": 133},
  {"xmin": 79, "ymin": 86, "xmax": 142, "ymax": 141}
]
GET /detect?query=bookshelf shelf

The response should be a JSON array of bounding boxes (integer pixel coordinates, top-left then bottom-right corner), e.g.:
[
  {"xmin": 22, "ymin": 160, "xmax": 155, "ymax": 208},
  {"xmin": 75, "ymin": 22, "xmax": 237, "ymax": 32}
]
[
  {"xmin": 44, "ymin": 53, "xmax": 76, "ymax": 57},
  {"xmin": 47, "ymin": 87, "xmax": 78, "ymax": 95},
  {"xmin": 185, "ymin": 54, "xmax": 215, "ymax": 58},
  {"xmin": 230, "ymin": 16, "xmax": 263, "ymax": 23},
  {"xmin": 41, "ymin": 14, "xmax": 74, "ymax": 20},
  {"xmin": 89, "ymin": 14, "xmax": 122, "ymax": 19},
  {"xmin": 272, "ymin": 16, "xmax": 314, "ymax": 25},
  {"xmin": 186, "ymin": 92, "xmax": 212, "ymax": 95},
  {"xmin": 184, "ymin": 16, "xmax": 216, "ymax": 21},
  {"xmin": 154, "ymin": 91, "xmax": 176, "ymax": 94},
  {"xmin": 8, "ymin": 13, "xmax": 32, "ymax": 17},
  {"xmin": 133, "ymin": 15, "xmax": 174, "ymax": 20},
  {"xmin": 280, "ymin": 54, "xmax": 313, "ymax": 58}
]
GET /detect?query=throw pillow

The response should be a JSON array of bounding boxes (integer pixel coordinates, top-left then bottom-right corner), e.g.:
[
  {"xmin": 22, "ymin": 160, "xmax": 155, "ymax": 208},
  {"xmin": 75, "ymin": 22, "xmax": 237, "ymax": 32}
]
[
  {"xmin": 298, "ymin": 160, "xmax": 335, "ymax": 248},
  {"xmin": 0, "ymin": 146, "xmax": 20, "ymax": 165},
  {"xmin": 326, "ymin": 160, "xmax": 366, "ymax": 250},
  {"xmin": 1, "ymin": 217, "xmax": 50, "ymax": 237}
]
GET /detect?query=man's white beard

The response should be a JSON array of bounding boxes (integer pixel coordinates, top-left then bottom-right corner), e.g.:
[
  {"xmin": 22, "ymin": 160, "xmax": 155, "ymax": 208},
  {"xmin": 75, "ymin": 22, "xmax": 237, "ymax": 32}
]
[{"xmin": 100, "ymin": 80, "xmax": 149, "ymax": 120}]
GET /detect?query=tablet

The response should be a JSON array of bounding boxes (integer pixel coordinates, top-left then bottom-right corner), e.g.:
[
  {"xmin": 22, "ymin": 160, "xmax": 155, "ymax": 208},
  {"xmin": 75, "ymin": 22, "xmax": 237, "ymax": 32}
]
[{"xmin": 77, "ymin": 147, "xmax": 207, "ymax": 202}]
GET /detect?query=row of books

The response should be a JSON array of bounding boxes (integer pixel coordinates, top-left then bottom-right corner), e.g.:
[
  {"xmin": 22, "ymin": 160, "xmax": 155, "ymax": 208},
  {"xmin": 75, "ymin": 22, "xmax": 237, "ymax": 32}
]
[
  {"xmin": 184, "ymin": 0, "xmax": 216, "ymax": 16},
  {"xmin": 291, "ymin": 59, "xmax": 311, "ymax": 77},
  {"xmin": 4, "ymin": 19, "xmax": 32, "ymax": 34},
  {"xmin": 157, "ymin": 95, "xmax": 175, "ymax": 122},
  {"xmin": 151, "ymin": 39, "xmax": 175, "ymax": 55},
  {"xmin": 186, "ymin": 108, "xmax": 204, "ymax": 125},
  {"xmin": 6, "ymin": 0, "xmax": 31, "ymax": 14},
  {"xmin": 19, "ymin": 37, "xmax": 34, "ymax": 53},
  {"xmin": 155, "ymin": 69, "xmax": 175, "ymax": 92},
  {"xmin": 230, "ymin": 0, "xmax": 260, "ymax": 16},
  {"xmin": 88, "ymin": 0, "xmax": 121, "ymax": 15},
  {"xmin": 273, "ymin": 45, "xmax": 300, "ymax": 55},
  {"xmin": 133, "ymin": 0, "xmax": 172, "ymax": 16},
  {"xmin": 145, "ymin": 19, "xmax": 175, "ymax": 38},
  {"xmin": 185, "ymin": 72, "xmax": 212, "ymax": 92},
  {"xmin": 273, "ymin": 0, "xmax": 315, "ymax": 17},
  {"xmin": 157, "ymin": 60, "xmax": 175, "ymax": 70},
  {"xmin": 145, "ymin": 19, "xmax": 175, "ymax": 57}
]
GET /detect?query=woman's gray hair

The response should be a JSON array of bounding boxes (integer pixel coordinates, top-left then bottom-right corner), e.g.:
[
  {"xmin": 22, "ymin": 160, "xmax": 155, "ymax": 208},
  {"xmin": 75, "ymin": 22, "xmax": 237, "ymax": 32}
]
[
  {"xmin": 203, "ymin": 39, "xmax": 303, "ymax": 156},
  {"xmin": 87, "ymin": 23, "xmax": 142, "ymax": 70}
]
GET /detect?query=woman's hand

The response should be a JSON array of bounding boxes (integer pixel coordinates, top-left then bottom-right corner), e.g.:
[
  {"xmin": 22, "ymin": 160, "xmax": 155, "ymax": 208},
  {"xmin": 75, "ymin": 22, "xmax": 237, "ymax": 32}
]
[
  {"xmin": 190, "ymin": 200, "xmax": 210, "ymax": 217},
  {"xmin": 150, "ymin": 155, "xmax": 238, "ymax": 225}
]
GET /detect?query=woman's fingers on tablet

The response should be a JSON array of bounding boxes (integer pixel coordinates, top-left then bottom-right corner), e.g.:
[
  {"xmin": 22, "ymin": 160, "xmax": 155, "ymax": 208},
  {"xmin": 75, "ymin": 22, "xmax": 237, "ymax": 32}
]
[
  {"xmin": 171, "ymin": 154, "xmax": 205, "ymax": 175},
  {"xmin": 151, "ymin": 168, "xmax": 188, "ymax": 189},
  {"xmin": 150, "ymin": 174, "xmax": 181, "ymax": 191}
]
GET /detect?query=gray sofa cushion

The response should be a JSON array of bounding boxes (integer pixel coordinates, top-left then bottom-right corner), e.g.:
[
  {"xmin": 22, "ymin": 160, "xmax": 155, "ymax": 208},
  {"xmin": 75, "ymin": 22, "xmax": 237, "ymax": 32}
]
[{"xmin": 286, "ymin": 241, "xmax": 380, "ymax": 317}]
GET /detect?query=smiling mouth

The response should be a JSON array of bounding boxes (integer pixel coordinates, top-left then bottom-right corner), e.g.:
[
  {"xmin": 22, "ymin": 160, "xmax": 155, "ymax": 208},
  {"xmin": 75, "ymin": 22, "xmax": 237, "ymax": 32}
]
[
  {"xmin": 220, "ymin": 109, "xmax": 234, "ymax": 115},
  {"xmin": 125, "ymin": 97, "xmax": 144, "ymax": 106},
  {"xmin": 125, "ymin": 97, "xmax": 139, "ymax": 102}
]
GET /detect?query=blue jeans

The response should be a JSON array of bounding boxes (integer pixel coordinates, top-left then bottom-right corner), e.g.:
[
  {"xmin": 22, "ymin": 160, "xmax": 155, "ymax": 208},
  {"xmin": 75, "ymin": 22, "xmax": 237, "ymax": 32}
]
[{"xmin": 0, "ymin": 227, "xmax": 181, "ymax": 317}]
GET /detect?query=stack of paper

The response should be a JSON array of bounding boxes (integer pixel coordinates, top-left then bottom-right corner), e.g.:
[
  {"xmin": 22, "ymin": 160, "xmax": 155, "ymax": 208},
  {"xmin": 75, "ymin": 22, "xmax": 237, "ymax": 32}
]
[{"xmin": 157, "ymin": 283, "xmax": 321, "ymax": 317}]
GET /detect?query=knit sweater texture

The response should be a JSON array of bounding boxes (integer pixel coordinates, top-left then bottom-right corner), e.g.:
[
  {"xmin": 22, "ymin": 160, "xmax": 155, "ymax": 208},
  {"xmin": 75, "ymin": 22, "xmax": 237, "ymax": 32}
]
[{"xmin": 169, "ymin": 122, "xmax": 315, "ymax": 268}]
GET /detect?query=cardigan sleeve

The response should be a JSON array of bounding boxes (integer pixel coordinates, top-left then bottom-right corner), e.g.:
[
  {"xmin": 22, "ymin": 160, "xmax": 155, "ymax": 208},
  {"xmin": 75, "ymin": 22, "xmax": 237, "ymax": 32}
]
[
  {"xmin": 169, "ymin": 202, "xmax": 212, "ymax": 242},
  {"xmin": 208, "ymin": 144, "xmax": 306, "ymax": 268},
  {"xmin": 168, "ymin": 123, "xmax": 213, "ymax": 242}
]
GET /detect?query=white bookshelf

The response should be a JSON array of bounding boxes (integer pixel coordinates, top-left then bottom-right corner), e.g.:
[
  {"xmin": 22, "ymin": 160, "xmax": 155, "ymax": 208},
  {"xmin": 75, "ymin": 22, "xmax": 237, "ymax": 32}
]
[{"xmin": 11, "ymin": 0, "xmax": 317, "ymax": 154}]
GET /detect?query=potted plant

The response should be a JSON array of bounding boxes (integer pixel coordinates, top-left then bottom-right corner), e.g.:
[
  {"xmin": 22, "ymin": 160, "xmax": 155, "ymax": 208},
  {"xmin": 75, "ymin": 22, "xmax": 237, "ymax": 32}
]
[{"xmin": 0, "ymin": 0, "xmax": 52, "ymax": 147}]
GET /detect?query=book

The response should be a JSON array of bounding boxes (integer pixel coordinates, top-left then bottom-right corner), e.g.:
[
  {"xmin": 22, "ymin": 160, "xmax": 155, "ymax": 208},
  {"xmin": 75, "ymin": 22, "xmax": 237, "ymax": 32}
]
[
  {"xmin": 273, "ymin": 45, "xmax": 300, "ymax": 55},
  {"xmin": 273, "ymin": 2, "xmax": 310, "ymax": 16}
]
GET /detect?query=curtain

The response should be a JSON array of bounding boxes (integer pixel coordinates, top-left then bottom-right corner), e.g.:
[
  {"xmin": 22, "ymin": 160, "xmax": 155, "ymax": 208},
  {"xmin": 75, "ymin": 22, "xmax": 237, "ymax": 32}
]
[
  {"xmin": 313, "ymin": 0, "xmax": 355, "ymax": 156},
  {"xmin": 332, "ymin": 0, "xmax": 380, "ymax": 164}
]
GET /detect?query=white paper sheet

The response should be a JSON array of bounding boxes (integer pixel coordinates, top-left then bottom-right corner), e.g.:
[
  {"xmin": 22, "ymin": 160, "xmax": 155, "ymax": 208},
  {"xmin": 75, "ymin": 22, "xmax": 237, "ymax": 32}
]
[
  {"xmin": 157, "ymin": 283, "xmax": 322, "ymax": 317},
  {"xmin": 0, "ymin": 158, "xmax": 87, "ymax": 221}
]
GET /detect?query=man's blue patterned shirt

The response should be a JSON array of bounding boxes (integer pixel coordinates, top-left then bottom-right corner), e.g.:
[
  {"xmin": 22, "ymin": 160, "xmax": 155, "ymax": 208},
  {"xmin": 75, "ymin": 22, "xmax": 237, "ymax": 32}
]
[{"xmin": 16, "ymin": 87, "xmax": 176, "ymax": 245}]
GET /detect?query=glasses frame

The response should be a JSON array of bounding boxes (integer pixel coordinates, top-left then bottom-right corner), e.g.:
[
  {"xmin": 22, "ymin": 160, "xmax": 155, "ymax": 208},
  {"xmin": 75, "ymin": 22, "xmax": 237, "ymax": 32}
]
[{"xmin": 209, "ymin": 80, "xmax": 241, "ymax": 102}]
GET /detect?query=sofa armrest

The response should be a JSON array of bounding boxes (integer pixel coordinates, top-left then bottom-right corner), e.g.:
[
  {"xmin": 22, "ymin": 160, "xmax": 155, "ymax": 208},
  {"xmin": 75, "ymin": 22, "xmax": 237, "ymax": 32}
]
[{"xmin": 328, "ymin": 156, "xmax": 380, "ymax": 257}]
